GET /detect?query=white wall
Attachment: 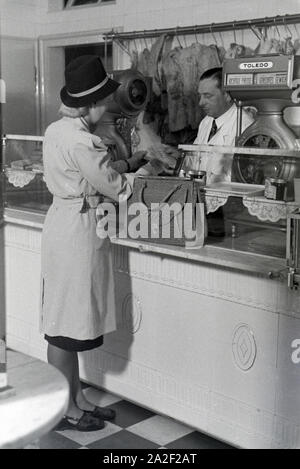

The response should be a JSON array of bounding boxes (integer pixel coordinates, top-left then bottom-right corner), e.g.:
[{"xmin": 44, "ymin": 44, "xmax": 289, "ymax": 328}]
[
  {"xmin": 35, "ymin": 0, "xmax": 300, "ymax": 67},
  {"xmin": 34, "ymin": 0, "xmax": 300, "ymax": 39},
  {"xmin": 1, "ymin": 0, "xmax": 300, "ymax": 134},
  {"xmin": 1, "ymin": 0, "xmax": 300, "ymax": 52},
  {"xmin": 0, "ymin": 37, "xmax": 37, "ymax": 134},
  {"xmin": 0, "ymin": 0, "xmax": 38, "ymax": 38},
  {"xmin": 0, "ymin": 1, "xmax": 38, "ymax": 134}
]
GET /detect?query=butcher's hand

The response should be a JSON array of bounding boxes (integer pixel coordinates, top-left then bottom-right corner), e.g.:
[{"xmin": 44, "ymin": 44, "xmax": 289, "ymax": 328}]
[
  {"xmin": 161, "ymin": 146, "xmax": 183, "ymax": 175},
  {"xmin": 163, "ymin": 146, "xmax": 182, "ymax": 160},
  {"xmin": 128, "ymin": 151, "xmax": 147, "ymax": 171},
  {"xmin": 136, "ymin": 158, "xmax": 167, "ymax": 176}
]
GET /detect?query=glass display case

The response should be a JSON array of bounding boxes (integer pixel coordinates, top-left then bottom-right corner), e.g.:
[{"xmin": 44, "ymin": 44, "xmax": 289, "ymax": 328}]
[
  {"xmin": 3, "ymin": 136, "xmax": 300, "ymax": 264},
  {"xmin": 2, "ymin": 135, "xmax": 52, "ymax": 214},
  {"xmin": 179, "ymin": 144, "xmax": 300, "ymax": 261}
]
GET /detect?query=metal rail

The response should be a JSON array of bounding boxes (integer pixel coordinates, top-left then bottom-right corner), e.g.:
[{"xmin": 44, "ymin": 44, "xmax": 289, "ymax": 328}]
[
  {"xmin": 179, "ymin": 144, "xmax": 300, "ymax": 158},
  {"xmin": 3, "ymin": 135, "xmax": 44, "ymax": 142},
  {"xmin": 103, "ymin": 13, "xmax": 300, "ymax": 41}
]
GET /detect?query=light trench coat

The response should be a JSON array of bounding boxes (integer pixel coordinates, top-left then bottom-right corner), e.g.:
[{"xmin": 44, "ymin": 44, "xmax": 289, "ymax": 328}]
[{"xmin": 40, "ymin": 117, "xmax": 134, "ymax": 341}]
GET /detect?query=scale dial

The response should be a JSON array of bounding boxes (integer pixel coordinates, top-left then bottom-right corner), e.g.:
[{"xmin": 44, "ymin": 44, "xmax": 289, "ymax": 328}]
[
  {"xmin": 235, "ymin": 134, "xmax": 282, "ymax": 185},
  {"xmin": 243, "ymin": 135, "xmax": 279, "ymax": 149}
]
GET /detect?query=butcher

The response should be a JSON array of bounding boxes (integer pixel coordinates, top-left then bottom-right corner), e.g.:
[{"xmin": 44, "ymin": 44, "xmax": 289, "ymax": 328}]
[
  {"xmin": 184, "ymin": 67, "xmax": 254, "ymax": 236},
  {"xmin": 185, "ymin": 66, "xmax": 254, "ymax": 183}
]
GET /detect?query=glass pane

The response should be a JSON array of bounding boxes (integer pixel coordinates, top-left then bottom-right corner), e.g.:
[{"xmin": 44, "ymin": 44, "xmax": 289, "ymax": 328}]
[
  {"xmin": 65, "ymin": 0, "xmax": 113, "ymax": 7},
  {"xmin": 3, "ymin": 139, "xmax": 52, "ymax": 213},
  {"xmin": 0, "ymin": 107, "xmax": 6, "ymax": 391},
  {"xmin": 206, "ymin": 196, "xmax": 286, "ymax": 259},
  {"xmin": 71, "ymin": 0, "xmax": 99, "ymax": 6},
  {"xmin": 233, "ymin": 153, "xmax": 286, "ymax": 185},
  {"xmin": 181, "ymin": 147, "xmax": 289, "ymax": 259}
]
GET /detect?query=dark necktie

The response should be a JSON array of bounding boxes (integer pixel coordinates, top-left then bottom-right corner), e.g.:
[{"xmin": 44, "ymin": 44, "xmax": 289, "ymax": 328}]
[{"xmin": 208, "ymin": 119, "xmax": 218, "ymax": 142}]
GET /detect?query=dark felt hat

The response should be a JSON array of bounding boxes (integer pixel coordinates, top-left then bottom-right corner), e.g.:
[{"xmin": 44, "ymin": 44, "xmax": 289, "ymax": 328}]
[{"xmin": 60, "ymin": 55, "xmax": 120, "ymax": 108}]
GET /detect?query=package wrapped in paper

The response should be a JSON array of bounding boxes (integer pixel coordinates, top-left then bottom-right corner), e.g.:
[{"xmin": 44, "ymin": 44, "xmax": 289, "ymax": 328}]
[{"xmin": 134, "ymin": 111, "xmax": 179, "ymax": 170}]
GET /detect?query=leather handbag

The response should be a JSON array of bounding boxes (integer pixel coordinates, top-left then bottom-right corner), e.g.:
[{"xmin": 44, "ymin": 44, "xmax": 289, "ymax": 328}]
[{"xmin": 126, "ymin": 176, "xmax": 206, "ymax": 248}]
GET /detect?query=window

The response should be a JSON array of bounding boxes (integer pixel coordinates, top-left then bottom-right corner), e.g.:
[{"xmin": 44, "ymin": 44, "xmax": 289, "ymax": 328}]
[
  {"xmin": 64, "ymin": 0, "xmax": 114, "ymax": 7},
  {"xmin": 38, "ymin": 33, "xmax": 115, "ymax": 130},
  {"xmin": 65, "ymin": 43, "xmax": 113, "ymax": 72}
]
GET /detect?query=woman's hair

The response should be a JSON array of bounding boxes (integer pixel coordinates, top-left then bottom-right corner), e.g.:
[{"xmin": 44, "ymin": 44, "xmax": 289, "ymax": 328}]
[{"xmin": 59, "ymin": 103, "xmax": 89, "ymax": 118}]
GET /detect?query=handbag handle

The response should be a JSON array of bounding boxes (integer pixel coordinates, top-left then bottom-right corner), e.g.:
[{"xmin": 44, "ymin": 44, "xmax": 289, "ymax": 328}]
[{"xmin": 138, "ymin": 181, "xmax": 189, "ymax": 213}]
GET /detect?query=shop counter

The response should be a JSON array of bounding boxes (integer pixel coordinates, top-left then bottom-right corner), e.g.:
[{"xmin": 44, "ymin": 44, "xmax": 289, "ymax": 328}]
[{"xmin": 3, "ymin": 208, "xmax": 300, "ymax": 449}]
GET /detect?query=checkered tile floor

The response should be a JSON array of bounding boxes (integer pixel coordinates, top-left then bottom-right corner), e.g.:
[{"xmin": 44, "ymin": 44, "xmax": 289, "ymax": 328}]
[
  {"xmin": 8, "ymin": 350, "xmax": 233, "ymax": 450},
  {"xmin": 31, "ymin": 385, "xmax": 233, "ymax": 450}
]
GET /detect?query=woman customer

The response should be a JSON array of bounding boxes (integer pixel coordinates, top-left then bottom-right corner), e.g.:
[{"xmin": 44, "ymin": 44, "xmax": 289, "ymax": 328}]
[{"xmin": 41, "ymin": 55, "xmax": 163, "ymax": 432}]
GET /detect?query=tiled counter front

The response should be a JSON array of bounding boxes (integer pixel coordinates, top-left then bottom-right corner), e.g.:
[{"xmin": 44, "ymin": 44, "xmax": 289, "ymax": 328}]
[
  {"xmin": 4, "ymin": 221, "xmax": 47, "ymax": 360},
  {"xmin": 81, "ymin": 245, "xmax": 300, "ymax": 449},
  {"xmin": 4, "ymin": 219, "xmax": 300, "ymax": 448}
]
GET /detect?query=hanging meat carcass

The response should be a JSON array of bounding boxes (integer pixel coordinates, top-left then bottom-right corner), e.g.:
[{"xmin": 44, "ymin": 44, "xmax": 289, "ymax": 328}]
[
  {"xmin": 136, "ymin": 48, "xmax": 151, "ymax": 76},
  {"xmin": 294, "ymin": 38, "xmax": 300, "ymax": 55},
  {"xmin": 132, "ymin": 35, "xmax": 174, "ymax": 144},
  {"xmin": 161, "ymin": 42, "xmax": 221, "ymax": 132},
  {"xmin": 253, "ymin": 26, "xmax": 287, "ymax": 54},
  {"xmin": 256, "ymin": 37, "xmax": 284, "ymax": 54},
  {"xmin": 134, "ymin": 34, "xmax": 173, "ymax": 97},
  {"xmin": 225, "ymin": 43, "xmax": 255, "ymax": 58},
  {"xmin": 281, "ymin": 37, "xmax": 294, "ymax": 54},
  {"xmin": 210, "ymin": 44, "xmax": 226, "ymax": 63}
]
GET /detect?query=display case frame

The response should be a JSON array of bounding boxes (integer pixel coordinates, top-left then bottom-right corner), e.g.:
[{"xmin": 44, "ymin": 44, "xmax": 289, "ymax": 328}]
[
  {"xmin": 2, "ymin": 134, "xmax": 52, "ymax": 216},
  {"xmin": 179, "ymin": 144, "xmax": 300, "ymax": 272}
]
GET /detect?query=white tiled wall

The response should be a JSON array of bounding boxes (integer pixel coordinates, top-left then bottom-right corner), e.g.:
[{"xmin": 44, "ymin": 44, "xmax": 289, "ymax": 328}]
[
  {"xmin": 1, "ymin": 0, "xmax": 300, "ymax": 134},
  {"xmin": 0, "ymin": 0, "xmax": 37, "ymax": 38},
  {"xmin": 34, "ymin": 0, "xmax": 300, "ymax": 37},
  {"xmin": 1, "ymin": 0, "xmax": 300, "ymax": 39}
]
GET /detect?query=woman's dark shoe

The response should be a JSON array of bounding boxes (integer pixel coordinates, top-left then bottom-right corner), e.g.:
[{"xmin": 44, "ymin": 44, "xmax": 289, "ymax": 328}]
[
  {"xmin": 85, "ymin": 406, "xmax": 116, "ymax": 421},
  {"xmin": 56, "ymin": 411, "xmax": 105, "ymax": 432}
]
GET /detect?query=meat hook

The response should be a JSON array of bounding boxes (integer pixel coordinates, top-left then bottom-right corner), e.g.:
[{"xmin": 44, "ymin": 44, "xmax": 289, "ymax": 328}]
[
  {"xmin": 218, "ymin": 30, "xmax": 225, "ymax": 48},
  {"xmin": 282, "ymin": 16, "xmax": 293, "ymax": 38},
  {"xmin": 248, "ymin": 21, "xmax": 261, "ymax": 40},
  {"xmin": 210, "ymin": 23, "xmax": 218, "ymax": 45},
  {"xmin": 115, "ymin": 38, "xmax": 132, "ymax": 59},
  {"xmin": 133, "ymin": 36, "xmax": 139, "ymax": 52},
  {"xmin": 273, "ymin": 17, "xmax": 281, "ymax": 40},
  {"xmin": 175, "ymin": 28, "xmax": 183, "ymax": 48},
  {"xmin": 143, "ymin": 32, "xmax": 149, "ymax": 50},
  {"xmin": 232, "ymin": 21, "xmax": 237, "ymax": 44}
]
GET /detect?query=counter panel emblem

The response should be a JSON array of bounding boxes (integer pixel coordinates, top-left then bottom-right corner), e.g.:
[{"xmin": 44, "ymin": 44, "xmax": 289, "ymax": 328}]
[
  {"xmin": 232, "ymin": 324, "xmax": 257, "ymax": 371},
  {"xmin": 122, "ymin": 294, "xmax": 143, "ymax": 334}
]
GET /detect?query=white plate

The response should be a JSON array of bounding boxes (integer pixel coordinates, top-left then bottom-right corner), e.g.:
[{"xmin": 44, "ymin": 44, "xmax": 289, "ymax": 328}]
[{"xmin": 204, "ymin": 182, "xmax": 265, "ymax": 197}]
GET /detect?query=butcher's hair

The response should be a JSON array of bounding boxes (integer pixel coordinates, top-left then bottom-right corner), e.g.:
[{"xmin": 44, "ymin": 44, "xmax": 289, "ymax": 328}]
[{"xmin": 200, "ymin": 68, "xmax": 223, "ymax": 89}]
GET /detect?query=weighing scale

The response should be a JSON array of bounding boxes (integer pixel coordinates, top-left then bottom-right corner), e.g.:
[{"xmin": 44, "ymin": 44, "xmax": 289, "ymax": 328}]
[{"xmin": 223, "ymin": 54, "xmax": 300, "ymax": 185}]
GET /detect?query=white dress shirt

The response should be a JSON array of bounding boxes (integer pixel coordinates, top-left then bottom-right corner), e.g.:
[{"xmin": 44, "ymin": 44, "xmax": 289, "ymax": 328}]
[{"xmin": 185, "ymin": 104, "xmax": 254, "ymax": 184}]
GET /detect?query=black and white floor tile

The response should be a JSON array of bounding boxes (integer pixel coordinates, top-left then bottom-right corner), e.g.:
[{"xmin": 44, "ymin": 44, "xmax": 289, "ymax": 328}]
[
  {"xmin": 32, "ymin": 386, "xmax": 234, "ymax": 450},
  {"xmin": 8, "ymin": 350, "xmax": 233, "ymax": 450}
]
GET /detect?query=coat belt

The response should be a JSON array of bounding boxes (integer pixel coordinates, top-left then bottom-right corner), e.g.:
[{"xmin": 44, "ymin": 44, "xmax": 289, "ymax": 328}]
[{"xmin": 52, "ymin": 195, "xmax": 102, "ymax": 213}]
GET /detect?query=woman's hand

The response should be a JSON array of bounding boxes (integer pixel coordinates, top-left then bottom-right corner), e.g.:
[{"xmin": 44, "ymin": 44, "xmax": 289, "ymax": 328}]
[
  {"xmin": 148, "ymin": 158, "xmax": 166, "ymax": 174},
  {"xmin": 136, "ymin": 158, "xmax": 171, "ymax": 176},
  {"xmin": 128, "ymin": 151, "xmax": 147, "ymax": 171}
]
